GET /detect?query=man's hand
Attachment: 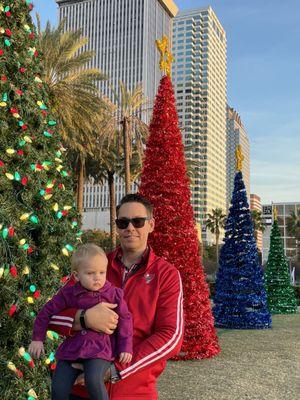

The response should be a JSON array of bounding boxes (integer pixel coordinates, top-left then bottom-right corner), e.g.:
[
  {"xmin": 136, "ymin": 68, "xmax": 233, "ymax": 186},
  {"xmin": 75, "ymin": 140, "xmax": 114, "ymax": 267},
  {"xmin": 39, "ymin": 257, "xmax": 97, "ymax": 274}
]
[
  {"xmin": 85, "ymin": 302, "xmax": 119, "ymax": 334},
  {"xmin": 28, "ymin": 341, "xmax": 45, "ymax": 358}
]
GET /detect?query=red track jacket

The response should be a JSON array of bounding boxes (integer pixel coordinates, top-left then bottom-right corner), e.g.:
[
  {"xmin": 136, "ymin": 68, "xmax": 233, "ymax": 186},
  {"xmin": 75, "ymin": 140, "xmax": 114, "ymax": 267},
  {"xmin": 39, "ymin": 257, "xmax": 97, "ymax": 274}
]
[{"xmin": 49, "ymin": 247, "xmax": 184, "ymax": 399}]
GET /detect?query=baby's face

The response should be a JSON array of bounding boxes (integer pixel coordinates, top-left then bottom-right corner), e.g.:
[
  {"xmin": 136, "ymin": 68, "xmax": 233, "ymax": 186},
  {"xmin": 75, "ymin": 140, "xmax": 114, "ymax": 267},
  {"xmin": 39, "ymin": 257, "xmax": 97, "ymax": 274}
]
[{"xmin": 76, "ymin": 254, "xmax": 108, "ymax": 291}]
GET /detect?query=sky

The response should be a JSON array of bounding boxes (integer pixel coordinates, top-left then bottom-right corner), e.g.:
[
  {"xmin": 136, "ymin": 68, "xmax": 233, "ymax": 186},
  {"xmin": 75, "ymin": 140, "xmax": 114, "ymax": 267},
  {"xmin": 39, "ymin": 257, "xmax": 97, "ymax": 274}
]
[{"xmin": 33, "ymin": 0, "xmax": 300, "ymax": 204}]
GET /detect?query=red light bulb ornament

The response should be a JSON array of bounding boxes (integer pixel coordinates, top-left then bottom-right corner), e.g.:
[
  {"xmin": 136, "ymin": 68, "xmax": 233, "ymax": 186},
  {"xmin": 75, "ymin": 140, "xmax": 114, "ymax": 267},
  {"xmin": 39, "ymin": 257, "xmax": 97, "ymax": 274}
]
[
  {"xmin": 8, "ymin": 304, "xmax": 17, "ymax": 317},
  {"xmin": 9, "ymin": 265, "xmax": 17, "ymax": 277}
]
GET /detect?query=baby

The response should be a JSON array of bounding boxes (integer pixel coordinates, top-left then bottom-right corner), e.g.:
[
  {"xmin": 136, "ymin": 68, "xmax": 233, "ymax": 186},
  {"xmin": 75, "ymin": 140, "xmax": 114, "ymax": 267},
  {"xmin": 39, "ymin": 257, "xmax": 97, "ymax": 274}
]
[{"xmin": 29, "ymin": 243, "xmax": 133, "ymax": 400}]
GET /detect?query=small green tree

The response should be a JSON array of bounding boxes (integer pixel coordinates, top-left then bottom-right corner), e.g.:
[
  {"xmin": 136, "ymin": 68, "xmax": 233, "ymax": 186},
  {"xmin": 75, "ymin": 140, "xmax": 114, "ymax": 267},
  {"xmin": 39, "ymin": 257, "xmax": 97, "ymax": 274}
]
[
  {"xmin": 205, "ymin": 208, "xmax": 226, "ymax": 263},
  {"xmin": 264, "ymin": 214, "xmax": 297, "ymax": 314}
]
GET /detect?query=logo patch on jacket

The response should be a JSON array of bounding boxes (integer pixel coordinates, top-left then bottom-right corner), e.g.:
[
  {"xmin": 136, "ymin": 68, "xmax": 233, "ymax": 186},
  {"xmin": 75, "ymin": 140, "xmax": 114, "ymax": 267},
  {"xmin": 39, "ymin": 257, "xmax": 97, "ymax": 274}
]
[{"xmin": 144, "ymin": 273, "xmax": 155, "ymax": 284}]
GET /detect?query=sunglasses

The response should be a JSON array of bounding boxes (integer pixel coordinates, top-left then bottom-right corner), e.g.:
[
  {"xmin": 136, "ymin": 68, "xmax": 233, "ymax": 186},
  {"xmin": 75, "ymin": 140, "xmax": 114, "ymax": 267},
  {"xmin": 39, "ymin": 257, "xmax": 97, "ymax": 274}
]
[{"xmin": 115, "ymin": 217, "xmax": 151, "ymax": 229}]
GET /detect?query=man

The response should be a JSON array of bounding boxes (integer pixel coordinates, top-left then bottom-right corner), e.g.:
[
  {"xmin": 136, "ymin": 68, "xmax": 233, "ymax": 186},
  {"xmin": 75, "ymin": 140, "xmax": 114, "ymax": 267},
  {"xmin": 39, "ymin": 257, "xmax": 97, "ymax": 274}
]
[{"xmin": 49, "ymin": 194, "xmax": 183, "ymax": 399}]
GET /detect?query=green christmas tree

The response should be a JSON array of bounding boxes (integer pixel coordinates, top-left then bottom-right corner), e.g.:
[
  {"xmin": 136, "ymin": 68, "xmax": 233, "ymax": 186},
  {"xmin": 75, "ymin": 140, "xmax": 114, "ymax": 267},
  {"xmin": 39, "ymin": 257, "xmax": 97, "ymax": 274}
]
[
  {"xmin": 264, "ymin": 208, "xmax": 297, "ymax": 314},
  {"xmin": 0, "ymin": 1, "xmax": 81, "ymax": 398}
]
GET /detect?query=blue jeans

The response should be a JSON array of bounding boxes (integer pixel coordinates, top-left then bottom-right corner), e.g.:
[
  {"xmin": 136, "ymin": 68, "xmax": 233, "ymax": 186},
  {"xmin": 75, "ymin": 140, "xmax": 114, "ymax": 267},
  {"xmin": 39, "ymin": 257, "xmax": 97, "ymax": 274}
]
[{"xmin": 52, "ymin": 359, "xmax": 110, "ymax": 400}]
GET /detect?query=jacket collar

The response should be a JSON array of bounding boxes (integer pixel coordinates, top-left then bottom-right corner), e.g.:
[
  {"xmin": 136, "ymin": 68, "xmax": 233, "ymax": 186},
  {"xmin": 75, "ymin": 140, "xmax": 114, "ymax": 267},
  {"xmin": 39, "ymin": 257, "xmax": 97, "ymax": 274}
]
[{"xmin": 109, "ymin": 245, "xmax": 157, "ymax": 273}]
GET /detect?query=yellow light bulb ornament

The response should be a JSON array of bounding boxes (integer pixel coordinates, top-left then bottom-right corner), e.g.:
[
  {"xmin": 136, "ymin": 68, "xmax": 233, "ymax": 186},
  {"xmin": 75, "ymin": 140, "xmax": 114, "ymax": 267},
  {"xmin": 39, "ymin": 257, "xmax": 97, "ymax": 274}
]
[
  {"xmin": 20, "ymin": 213, "xmax": 30, "ymax": 221},
  {"xmin": 62, "ymin": 248, "xmax": 69, "ymax": 256},
  {"xmin": 24, "ymin": 135, "xmax": 32, "ymax": 143},
  {"xmin": 50, "ymin": 263, "xmax": 59, "ymax": 271},
  {"xmin": 23, "ymin": 266, "xmax": 30, "ymax": 275},
  {"xmin": 5, "ymin": 173, "xmax": 14, "ymax": 180},
  {"xmin": 28, "ymin": 389, "xmax": 38, "ymax": 399},
  {"xmin": 7, "ymin": 362, "xmax": 17, "ymax": 372},
  {"xmin": 18, "ymin": 347, "xmax": 26, "ymax": 357}
]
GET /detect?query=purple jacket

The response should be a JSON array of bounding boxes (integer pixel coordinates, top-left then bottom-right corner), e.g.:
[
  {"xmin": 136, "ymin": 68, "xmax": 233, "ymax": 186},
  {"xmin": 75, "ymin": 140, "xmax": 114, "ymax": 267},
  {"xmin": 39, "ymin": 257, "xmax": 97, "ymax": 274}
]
[{"xmin": 32, "ymin": 281, "xmax": 133, "ymax": 361}]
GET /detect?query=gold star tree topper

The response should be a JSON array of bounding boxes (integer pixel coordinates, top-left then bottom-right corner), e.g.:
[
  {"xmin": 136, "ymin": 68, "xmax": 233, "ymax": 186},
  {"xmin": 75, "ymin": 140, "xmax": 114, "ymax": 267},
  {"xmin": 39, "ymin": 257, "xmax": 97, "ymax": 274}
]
[
  {"xmin": 273, "ymin": 206, "xmax": 278, "ymax": 221},
  {"xmin": 155, "ymin": 35, "xmax": 174, "ymax": 77},
  {"xmin": 235, "ymin": 145, "xmax": 244, "ymax": 171}
]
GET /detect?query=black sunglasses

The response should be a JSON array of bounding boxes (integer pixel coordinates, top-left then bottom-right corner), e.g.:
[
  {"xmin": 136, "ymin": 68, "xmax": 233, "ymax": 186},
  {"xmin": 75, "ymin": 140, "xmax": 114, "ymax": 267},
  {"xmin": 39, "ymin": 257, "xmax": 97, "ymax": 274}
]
[{"xmin": 115, "ymin": 217, "xmax": 151, "ymax": 229}]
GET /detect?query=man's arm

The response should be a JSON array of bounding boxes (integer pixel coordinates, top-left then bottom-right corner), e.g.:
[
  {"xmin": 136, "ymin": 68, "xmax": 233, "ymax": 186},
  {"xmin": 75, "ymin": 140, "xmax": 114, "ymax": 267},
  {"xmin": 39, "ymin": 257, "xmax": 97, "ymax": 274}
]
[
  {"xmin": 48, "ymin": 302, "xmax": 119, "ymax": 336},
  {"xmin": 117, "ymin": 268, "xmax": 184, "ymax": 380}
]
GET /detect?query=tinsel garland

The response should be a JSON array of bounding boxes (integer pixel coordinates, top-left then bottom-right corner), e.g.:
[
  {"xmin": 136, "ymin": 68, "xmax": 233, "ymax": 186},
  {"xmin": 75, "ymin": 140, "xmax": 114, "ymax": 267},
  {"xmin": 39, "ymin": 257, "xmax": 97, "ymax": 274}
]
[
  {"xmin": 213, "ymin": 171, "xmax": 272, "ymax": 329},
  {"xmin": 264, "ymin": 219, "xmax": 297, "ymax": 314},
  {"xmin": 139, "ymin": 75, "xmax": 220, "ymax": 360}
]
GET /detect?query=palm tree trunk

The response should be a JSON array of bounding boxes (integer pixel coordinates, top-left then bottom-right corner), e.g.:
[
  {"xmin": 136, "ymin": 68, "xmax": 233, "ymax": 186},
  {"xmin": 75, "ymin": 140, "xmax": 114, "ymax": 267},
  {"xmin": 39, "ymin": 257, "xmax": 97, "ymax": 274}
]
[
  {"xmin": 108, "ymin": 171, "xmax": 116, "ymax": 249},
  {"xmin": 122, "ymin": 117, "xmax": 131, "ymax": 194},
  {"xmin": 76, "ymin": 155, "xmax": 84, "ymax": 217},
  {"xmin": 216, "ymin": 233, "xmax": 220, "ymax": 264}
]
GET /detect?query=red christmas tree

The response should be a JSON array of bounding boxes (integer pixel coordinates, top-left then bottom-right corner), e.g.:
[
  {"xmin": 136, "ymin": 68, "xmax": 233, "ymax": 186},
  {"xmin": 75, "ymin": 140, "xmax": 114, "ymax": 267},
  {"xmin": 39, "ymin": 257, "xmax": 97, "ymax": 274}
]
[{"xmin": 139, "ymin": 75, "xmax": 220, "ymax": 359}]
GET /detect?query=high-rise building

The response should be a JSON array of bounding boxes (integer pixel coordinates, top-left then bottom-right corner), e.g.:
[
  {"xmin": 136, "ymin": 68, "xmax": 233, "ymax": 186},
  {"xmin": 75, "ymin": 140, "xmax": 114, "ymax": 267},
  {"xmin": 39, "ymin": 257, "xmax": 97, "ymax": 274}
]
[
  {"xmin": 56, "ymin": 0, "xmax": 178, "ymax": 229},
  {"xmin": 226, "ymin": 105, "xmax": 250, "ymax": 208},
  {"xmin": 250, "ymin": 194, "xmax": 263, "ymax": 253},
  {"xmin": 262, "ymin": 202, "xmax": 300, "ymax": 264},
  {"xmin": 172, "ymin": 7, "xmax": 227, "ymax": 243},
  {"xmin": 56, "ymin": 0, "xmax": 178, "ymax": 101}
]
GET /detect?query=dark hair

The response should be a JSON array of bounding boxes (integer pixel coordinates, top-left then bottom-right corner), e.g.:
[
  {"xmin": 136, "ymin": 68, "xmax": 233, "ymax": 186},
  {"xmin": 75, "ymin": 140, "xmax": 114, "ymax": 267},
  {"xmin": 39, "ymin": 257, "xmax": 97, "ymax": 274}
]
[{"xmin": 116, "ymin": 193, "xmax": 154, "ymax": 217}]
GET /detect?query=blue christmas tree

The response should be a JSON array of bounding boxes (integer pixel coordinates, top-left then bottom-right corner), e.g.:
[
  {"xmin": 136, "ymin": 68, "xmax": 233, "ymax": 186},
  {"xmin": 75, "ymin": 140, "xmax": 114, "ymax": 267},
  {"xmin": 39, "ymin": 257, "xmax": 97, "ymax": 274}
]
[{"xmin": 213, "ymin": 146, "xmax": 272, "ymax": 329}]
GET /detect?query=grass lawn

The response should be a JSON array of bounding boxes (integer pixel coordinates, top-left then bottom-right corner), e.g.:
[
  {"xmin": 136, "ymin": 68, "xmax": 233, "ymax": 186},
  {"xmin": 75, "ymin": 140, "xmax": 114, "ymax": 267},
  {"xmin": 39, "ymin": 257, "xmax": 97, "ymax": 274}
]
[{"xmin": 158, "ymin": 313, "xmax": 300, "ymax": 400}]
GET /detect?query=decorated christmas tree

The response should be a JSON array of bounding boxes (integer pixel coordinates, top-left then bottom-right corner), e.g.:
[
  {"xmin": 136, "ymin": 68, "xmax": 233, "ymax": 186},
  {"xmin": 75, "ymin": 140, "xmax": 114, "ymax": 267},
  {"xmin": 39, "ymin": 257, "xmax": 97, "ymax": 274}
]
[
  {"xmin": 139, "ymin": 36, "xmax": 220, "ymax": 359},
  {"xmin": 264, "ymin": 208, "xmax": 297, "ymax": 313},
  {"xmin": 0, "ymin": 1, "xmax": 81, "ymax": 398},
  {"xmin": 213, "ymin": 146, "xmax": 272, "ymax": 329}
]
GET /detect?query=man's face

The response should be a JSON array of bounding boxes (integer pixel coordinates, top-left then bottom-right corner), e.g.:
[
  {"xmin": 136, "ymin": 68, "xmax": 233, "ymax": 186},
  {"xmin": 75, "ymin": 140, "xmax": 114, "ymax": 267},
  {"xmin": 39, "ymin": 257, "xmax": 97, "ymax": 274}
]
[{"xmin": 116, "ymin": 202, "xmax": 155, "ymax": 253}]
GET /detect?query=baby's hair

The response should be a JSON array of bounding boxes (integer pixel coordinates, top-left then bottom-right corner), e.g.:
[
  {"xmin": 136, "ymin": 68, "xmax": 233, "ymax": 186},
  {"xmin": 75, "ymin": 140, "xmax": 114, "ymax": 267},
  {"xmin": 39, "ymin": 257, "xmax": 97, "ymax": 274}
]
[{"xmin": 71, "ymin": 243, "xmax": 107, "ymax": 272}]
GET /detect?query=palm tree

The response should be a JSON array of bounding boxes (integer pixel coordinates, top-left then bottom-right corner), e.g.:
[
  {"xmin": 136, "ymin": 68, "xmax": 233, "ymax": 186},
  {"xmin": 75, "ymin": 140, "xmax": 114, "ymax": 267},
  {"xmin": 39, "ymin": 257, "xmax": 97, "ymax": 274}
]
[
  {"xmin": 87, "ymin": 136, "xmax": 123, "ymax": 248},
  {"xmin": 286, "ymin": 208, "xmax": 300, "ymax": 239},
  {"xmin": 36, "ymin": 17, "xmax": 108, "ymax": 215},
  {"xmin": 251, "ymin": 210, "xmax": 266, "ymax": 240},
  {"xmin": 112, "ymin": 81, "xmax": 149, "ymax": 193},
  {"xmin": 205, "ymin": 208, "xmax": 226, "ymax": 263}
]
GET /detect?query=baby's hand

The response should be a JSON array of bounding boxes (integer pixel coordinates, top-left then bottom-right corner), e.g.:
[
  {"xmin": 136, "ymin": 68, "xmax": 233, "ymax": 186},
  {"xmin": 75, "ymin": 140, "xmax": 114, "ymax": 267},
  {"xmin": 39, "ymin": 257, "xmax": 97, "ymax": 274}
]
[
  {"xmin": 28, "ymin": 341, "xmax": 44, "ymax": 359},
  {"xmin": 119, "ymin": 352, "xmax": 132, "ymax": 364}
]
